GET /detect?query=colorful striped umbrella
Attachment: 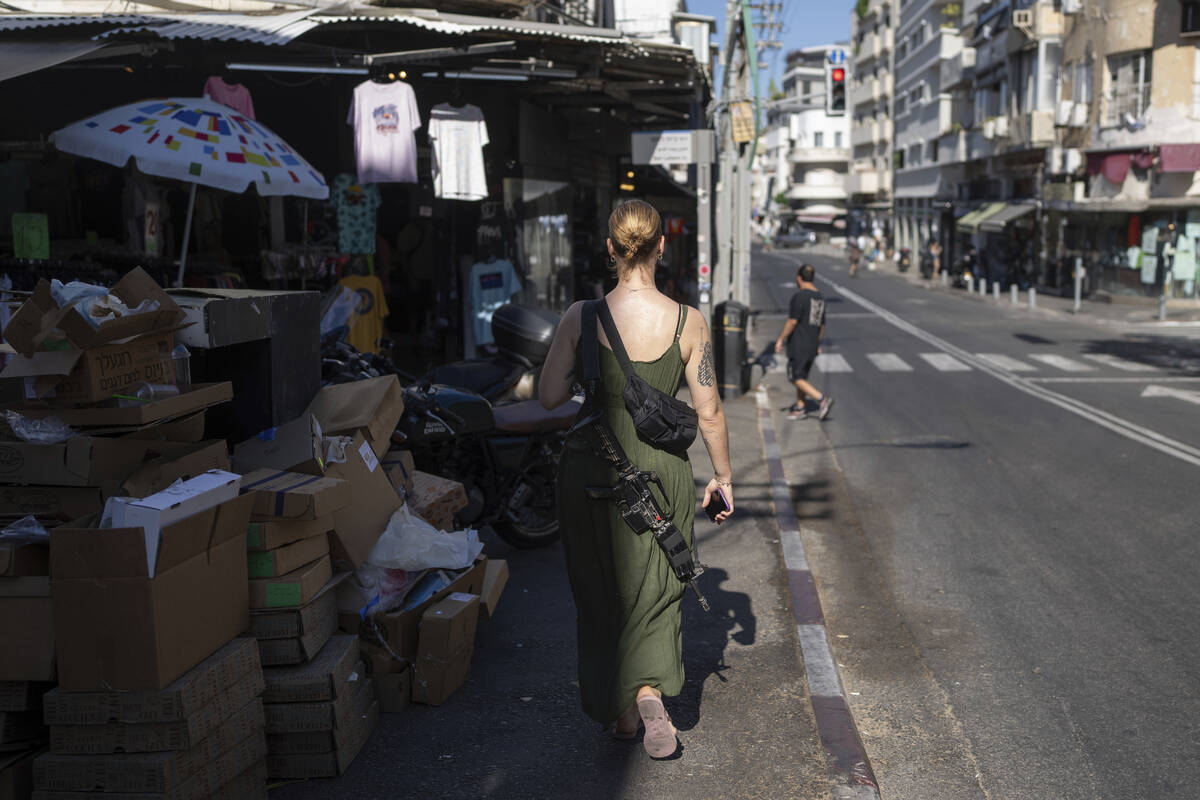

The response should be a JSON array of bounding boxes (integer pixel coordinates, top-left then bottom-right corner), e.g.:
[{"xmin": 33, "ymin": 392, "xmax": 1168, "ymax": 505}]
[{"xmin": 51, "ymin": 97, "xmax": 329, "ymax": 285}]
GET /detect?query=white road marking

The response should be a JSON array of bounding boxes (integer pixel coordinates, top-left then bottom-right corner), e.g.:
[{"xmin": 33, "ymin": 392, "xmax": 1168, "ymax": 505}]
[
  {"xmin": 797, "ymin": 624, "xmax": 845, "ymax": 697},
  {"xmin": 975, "ymin": 353, "xmax": 1037, "ymax": 372},
  {"xmin": 1141, "ymin": 384, "xmax": 1200, "ymax": 407},
  {"xmin": 1027, "ymin": 354, "xmax": 1096, "ymax": 372},
  {"xmin": 920, "ymin": 353, "xmax": 972, "ymax": 372},
  {"xmin": 815, "ymin": 353, "xmax": 853, "ymax": 373},
  {"xmin": 1081, "ymin": 353, "xmax": 1159, "ymax": 372},
  {"xmin": 1030, "ymin": 376, "xmax": 1200, "ymax": 384},
  {"xmin": 867, "ymin": 353, "xmax": 913, "ymax": 372},
  {"xmin": 822, "ymin": 278, "xmax": 1200, "ymax": 468}
]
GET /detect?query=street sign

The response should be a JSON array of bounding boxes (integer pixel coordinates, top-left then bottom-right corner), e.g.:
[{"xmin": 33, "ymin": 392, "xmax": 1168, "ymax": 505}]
[
  {"xmin": 631, "ymin": 130, "xmax": 715, "ymax": 165},
  {"xmin": 730, "ymin": 101, "xmax": 755, "ymax": 143},
  {"xmin": 829, "ymin": 48, "xmax": 846, "ymax": 65}
]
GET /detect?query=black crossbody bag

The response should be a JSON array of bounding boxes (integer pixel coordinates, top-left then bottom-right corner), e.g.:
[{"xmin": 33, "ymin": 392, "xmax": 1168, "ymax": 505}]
[{"xmin": 594, "ymin": 299, "xmax": 698, "ymax": 456}]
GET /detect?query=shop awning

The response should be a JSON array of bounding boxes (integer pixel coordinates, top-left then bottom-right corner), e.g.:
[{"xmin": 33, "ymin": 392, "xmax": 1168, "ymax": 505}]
[
  {"xmin": 978, "ymin": 202, "xmax": 1035, "ymax": 233},
  {"xmin": 956, "ymin": 202, "xmax": 1006, "ymax": 233},
  {"xmin": 0, "ymin": 39, "xmax": 106, "ymax": 82},
  {"xmin": 795, "ymin": 214, "xmax": 835, "ymax": 224}
]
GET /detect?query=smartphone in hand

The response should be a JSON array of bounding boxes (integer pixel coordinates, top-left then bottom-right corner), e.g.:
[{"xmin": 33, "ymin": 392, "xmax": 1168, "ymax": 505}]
[{"xmin": 704, "ymin": 487, "xmax": 730, "ymax": 522}]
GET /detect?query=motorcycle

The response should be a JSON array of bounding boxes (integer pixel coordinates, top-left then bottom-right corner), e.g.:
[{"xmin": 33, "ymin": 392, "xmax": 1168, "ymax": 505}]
[
  {"xmin": 395, "ymin": 378, "xmax": 578, "ymax": 549},
  {"xmin": 898, "ymin": 247, "xmax": 912, "ymax": 272}
]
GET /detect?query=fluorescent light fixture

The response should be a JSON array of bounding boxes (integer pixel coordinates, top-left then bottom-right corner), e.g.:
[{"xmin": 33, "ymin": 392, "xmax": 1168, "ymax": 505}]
[
  {"xmin": 225, "ymin": 62, "xmax": 367, "ymax": 75},
  {"xmin": 421, "ymin": 71, "xmax": 529, "ymax": 82}
]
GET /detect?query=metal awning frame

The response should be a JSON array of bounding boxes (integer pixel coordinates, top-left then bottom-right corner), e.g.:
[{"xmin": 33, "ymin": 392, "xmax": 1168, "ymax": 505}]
[{"xmin": 978, "ymin": 202, "xmax": 1036, "ymax": 233}]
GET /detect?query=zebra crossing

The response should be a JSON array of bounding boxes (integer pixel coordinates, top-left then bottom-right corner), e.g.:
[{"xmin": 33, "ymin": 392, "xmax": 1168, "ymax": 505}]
[{"xmin": 786, "ymin": 351, "xmax": 1168, "ymax": 376}]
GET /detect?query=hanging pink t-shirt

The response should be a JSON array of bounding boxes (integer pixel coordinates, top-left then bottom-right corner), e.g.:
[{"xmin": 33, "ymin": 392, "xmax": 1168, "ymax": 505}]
[{"xmin": 203, "ymin": 76, "xmax": 256, "ymax": 119}]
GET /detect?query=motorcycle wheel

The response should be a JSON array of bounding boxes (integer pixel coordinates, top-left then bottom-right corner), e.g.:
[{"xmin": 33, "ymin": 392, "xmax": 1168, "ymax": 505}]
[{"xmin": 494, "ymin": 459, "xmax": 560, "ymax": 549}]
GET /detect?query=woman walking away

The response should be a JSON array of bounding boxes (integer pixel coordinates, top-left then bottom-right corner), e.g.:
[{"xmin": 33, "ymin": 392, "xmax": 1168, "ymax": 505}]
[{"xmin": 539, "ymin": 199, "xmax": 735, "ymax": 759}]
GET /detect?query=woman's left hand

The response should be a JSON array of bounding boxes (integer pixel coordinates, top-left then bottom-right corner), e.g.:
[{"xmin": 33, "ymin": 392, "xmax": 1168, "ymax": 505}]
[{"xmin": 702, "ymin": 478, "xmax": 734, "ymax": 525}]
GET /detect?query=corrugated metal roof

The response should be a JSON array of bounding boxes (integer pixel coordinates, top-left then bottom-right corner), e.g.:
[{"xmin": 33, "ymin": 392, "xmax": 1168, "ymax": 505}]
[
  {"xmin": 0, "ymin": 14, "xmax": 156, "ymax": 31},
  {"xmin": 92, "ymin": 8, "xmax": 322, "ymax": 45}
]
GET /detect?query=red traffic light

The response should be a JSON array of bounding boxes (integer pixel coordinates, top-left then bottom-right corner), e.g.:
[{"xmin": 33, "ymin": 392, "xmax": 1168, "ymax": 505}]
[{"xmin": 831, "ymin": 68, "xmax": 845, "ymax": 82}]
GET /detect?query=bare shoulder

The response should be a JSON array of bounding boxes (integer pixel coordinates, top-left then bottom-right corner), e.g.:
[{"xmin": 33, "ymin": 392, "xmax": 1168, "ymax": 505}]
[{"xmin": 680, "ymin": 304, "xmax": 709, "ymax": 361}]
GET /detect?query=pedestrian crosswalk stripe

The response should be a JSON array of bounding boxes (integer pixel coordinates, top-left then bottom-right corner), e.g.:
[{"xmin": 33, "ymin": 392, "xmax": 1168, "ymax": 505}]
[
  {"xmin": 867, "ymin": 353, "xmax": 913, "ymax": 372},
  {"xmin": 1082, "ymin": 353, "xmax": 1159, "ymax": 372},
  {"xmin": 975, "ymin": 353, "xmax": 1036, "ymax": 372},
  {"xmin": 814, "ymin": 353, "xmax": 853, "ymax": 373},
  {"xmin": 1027, "ymin": 354, "xmax": 1095, "ymax": 372},
  {"xmin": 920, "ymin": 353, "xmax": 971, "ymax": 372}
]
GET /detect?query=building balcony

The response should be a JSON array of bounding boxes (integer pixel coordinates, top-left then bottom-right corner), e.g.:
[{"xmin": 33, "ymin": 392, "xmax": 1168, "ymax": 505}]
[
  {"xmin": 1009, "ymin": 3, "xmax": 1064, "ymax": 47},
  {"xmin": 1013, "ymin": 110, "xmax": 1055, "ymax": 148},
  {"xmin": 851, "ymin": 120, "xmax": 887, "ymax": 148},
  {"xmin": 787, "ymin": 183, "xmax": 849, "ymax": 202},
  {"xmin": 869, "ymin": 74, "xmax": 894, "ymax": 102},
  {"xmin": 898, "ymin": 28, "xmax": 964, "ymax": 80},
  {"xmin": 855, "ymin": 27, "xmax": 894, "ymax": 64},
  {"xmin": 846, "ymin": 169, "xmax": 881, "ymax": 195},
  {"xmin": 790, "ymin": 147, "xmax": 851, "ymax": 163},
  {"xmin": 939, "ymin": 47, "xmax": 975, "ymax": 90}
]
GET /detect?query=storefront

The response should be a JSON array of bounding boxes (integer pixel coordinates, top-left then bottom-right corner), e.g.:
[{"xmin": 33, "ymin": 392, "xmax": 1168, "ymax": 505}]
[{"xmin": 0, "ymin": 7, "xmax": 710, "ymax": 364}]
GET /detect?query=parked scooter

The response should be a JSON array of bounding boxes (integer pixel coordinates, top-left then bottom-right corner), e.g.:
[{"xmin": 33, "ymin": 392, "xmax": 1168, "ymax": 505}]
[
  {"xmin": 898, "ymin": 247, "xmax": 912, "ymax": 272},
  {"xmin": 423, "ymin": 305, "xmax": 561, "ymax": 403}
]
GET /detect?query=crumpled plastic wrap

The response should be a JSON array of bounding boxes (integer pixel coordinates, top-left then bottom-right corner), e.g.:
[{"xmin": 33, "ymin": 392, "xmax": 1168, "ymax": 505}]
[
  {"xmin": 2, "ymin": 410, "xmax": 75, "ymax": 444},
  {"xmin": 0, "ymin": 515, "xmax": 48, "ymax": 546},
  {"xmin": 50, "ymin": 279, "xmax": 160, "ymax": 330}
]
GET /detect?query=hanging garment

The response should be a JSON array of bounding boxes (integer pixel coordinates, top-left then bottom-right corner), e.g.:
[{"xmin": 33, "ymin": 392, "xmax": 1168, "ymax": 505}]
[
  {"xmin": 338, "ymin": 274, "xmax": 389, "ymax": 354},
  {"xmin": 348, "ymin": 80, "xmax": 422, "ymax": 184},
  {"xmin": 202, "ymin": 77, "xmax": 256, "ymax": 119},
  {"xmin": 330, "ymin": 173, "xmax": 381, "ymax": 255},
  {"xmin": 468, "ymin": 258, "xmax": 521, "ymax": 346},
  {"xmin": 428, "ymin": 103, "xmax": 489, "ymax": 200}
]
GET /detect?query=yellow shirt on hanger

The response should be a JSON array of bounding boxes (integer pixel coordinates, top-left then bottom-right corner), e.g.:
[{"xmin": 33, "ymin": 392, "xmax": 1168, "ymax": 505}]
[{"xmin": 338, "ymin": 274, "xmax": 389, "ymax": 354}]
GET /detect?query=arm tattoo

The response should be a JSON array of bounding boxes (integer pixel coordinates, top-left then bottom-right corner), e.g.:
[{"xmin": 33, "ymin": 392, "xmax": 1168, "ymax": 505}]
[{"xmin": 697, "ymin": 340, "xmax": 715, "ymax": 387}]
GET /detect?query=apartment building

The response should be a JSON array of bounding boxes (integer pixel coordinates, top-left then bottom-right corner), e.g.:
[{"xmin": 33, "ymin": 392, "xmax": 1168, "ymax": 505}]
[
  {"xmin": 780, "ymin": 45, "xmax": 852, "ymax": 239},
  {"xmin": 848, "ymin": 0, "xmax": 896, "ymax": 240},
  {"xmin": 1044, "ymin": 0, "xmax": 1200, "ymax": 299}
]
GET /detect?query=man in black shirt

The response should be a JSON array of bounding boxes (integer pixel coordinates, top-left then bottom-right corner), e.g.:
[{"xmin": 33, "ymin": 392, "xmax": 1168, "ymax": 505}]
[{"xmin": 774, "ymin": 264, "xmax": 834, "ymax": 420}]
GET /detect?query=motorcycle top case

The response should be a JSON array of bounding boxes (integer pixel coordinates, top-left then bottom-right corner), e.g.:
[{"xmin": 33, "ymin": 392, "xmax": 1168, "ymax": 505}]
[{"xmin": 491, "ymin": 305, "xmax": 559, "ymax": 365}]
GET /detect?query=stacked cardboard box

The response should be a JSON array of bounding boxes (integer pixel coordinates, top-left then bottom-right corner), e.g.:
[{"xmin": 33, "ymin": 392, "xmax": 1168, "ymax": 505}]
[
  {"xmin": 408, "ymin": 470, "xmax": 469, "ymax": 532},
  {"xmin": 261, "ymin": 634, "xmax": 377, "ymax": 779},
  {"xmin": 411, "ymin": 593, "xmax": 480, "ymax": 706},
  {"xmin": 33, "ymin": 638, "xmax": 267, "ymax": 800}
]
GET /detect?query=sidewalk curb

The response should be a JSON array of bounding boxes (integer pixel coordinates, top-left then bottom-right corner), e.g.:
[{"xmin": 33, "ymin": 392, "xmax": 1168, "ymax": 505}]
[{"xmin": 755, "ymin": 386, "xmax": 881, "ymax": 799}]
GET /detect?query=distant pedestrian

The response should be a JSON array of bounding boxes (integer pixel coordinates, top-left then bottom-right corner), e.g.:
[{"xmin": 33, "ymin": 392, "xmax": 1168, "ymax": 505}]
[
  {"xmin": 775, "ymin": 263, "xmax": 834, "ymax": 420},
  {"xmin": 848, "ymin": 243, "xmax": 860, "ymax": 278}
]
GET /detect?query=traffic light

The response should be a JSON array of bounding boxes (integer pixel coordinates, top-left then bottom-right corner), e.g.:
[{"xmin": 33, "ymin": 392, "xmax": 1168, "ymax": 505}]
[{"xmin": 826, "ymin": 65, "xmax": 846, "ymax": 116}]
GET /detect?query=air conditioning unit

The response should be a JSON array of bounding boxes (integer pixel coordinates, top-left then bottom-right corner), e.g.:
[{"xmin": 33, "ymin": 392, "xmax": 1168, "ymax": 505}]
[
  {"xmin": 1063, "ymin": 148, "xmax": 1084, "ymax": 173},
  {"xmin": 983, "ymin": 118, "xmax": 996, "ymax": 139},
  {"xmin": 994, "ymin": 116, "xmax": 1010, "ymax": 137},
  {"xmin": 1046, "ymin": 145, "xmax": 1063, "ymax": 172},
  {"xmin": 1013, "ymin": 8, "xmax": 1034, "ymax": 35},
  {"xmin": 1055, "ymin": 100, "xmax": 1074, "ymax": 126},
  {"xmin": 1069, "ymin": 102, "xmax": 1089, "ymax": 127},
  {"xmin": 1062, "ymin": 0, "xmax": 1083, "ymax": 14}
]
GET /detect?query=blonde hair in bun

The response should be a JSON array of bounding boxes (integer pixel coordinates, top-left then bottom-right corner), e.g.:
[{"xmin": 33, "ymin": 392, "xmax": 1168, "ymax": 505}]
[{"xmin": 608, "ymin": 199, "xmax": 662, "ymax": 274}]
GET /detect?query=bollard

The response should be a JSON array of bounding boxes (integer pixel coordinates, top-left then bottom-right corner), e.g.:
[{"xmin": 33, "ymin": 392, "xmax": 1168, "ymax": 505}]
[
  {"xmin": 1011, "ymin": 284, "xmax": 1018, "ymax": 304},
  {"xmin": 966, "ymin": 275, "xmax": 974, "ymax": 293},
  {"xmin": 980, "ymin": 278, "xmax": 988, "ymax": 295},
  {"xmin": 941, "ymin": 271, "xmax": 949, "ymax": 287},
  {"xmin": 1073, "ymin": 256, "xmax": 1083, "ymax": 314},
  {"xmin": 993, "ymin": 283, "xmax": 1000, "ymax": 300},
  {"xmin": 1028, "ymin": 287, "xmax": 1037, "ymax": 310}
]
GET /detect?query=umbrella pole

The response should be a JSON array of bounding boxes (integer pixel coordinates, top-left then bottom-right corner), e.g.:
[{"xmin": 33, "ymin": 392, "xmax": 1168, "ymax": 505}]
[{"xmin": 175, "ymin": 182, "xmax": 198, "ymax": 288}]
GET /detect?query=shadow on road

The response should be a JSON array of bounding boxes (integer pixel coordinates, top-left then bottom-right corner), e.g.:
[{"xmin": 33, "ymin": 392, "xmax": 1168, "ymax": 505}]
[
  {"xmin": 674, "ymin": 568, "xmax": 756, "ymax": 733},
  {"xmin": 1083, "ymin": 337, "xmax": 1200, "ymax": 372}
]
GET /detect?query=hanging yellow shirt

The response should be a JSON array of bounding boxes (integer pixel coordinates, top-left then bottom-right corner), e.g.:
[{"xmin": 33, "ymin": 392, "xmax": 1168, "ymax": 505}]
[{"xmin": 338, "ymin": 275, "xmax": 389, "ymax": 354}]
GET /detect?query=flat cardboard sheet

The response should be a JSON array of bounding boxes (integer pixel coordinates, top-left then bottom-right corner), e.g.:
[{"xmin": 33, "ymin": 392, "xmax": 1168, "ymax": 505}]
[
  {"xmin": 0, "ymin": 486, "xmax": 102, "ymax": 524},
  {"xmin": 248, "ymin": 554, "xmax": 331, "ymax": 610},
  {"xmin": 0, "ymin": 682, "xmax": 53, "ymax": 713},
  {"xmin": 265, "ymin": 701, "xmax": 377, "ymax": 779},
  {"xmin": 265, "ymin": 676, "xmax": 375, "ymax": 755},
  {"xmin": 232, "ymin": 413, "xmax": 325, "ymax": 476},
  {"xmin": 43, "ymin": 638, "xmax": 260, "ymax": 726},
  {"xmin": 51, "ymin": 495, "xmax": 253, "ymax": 691},
  {"xmin": 263, "ymin": 674, "xmax": 371, "ymax": 735},
  {"xmin": 240, "ymin": 470, "xmax": 349, "ymax": 521},
  {"xmin": 248, "ymin": 585, "xmax": 338, "ymax": 641},
  {"xmin": 246, "ymin": 514, "xmax": 333, "ymax": 552},
  {"xmin": 12, "ymin": 383, "xmax": 232, "ymax": 428},
  {"xmin": 0, "ymin": 576, "xmax": 53, "ymax": 682},
  {"xmin": 246, "ymin": 532, "xmax": 328, "ymax": 579},
  {"xmin": 480, "ymin": 558, "xmax": 509, "ymax": 620},
  {"xmin": 306, "ymin": 375, "xmax": 404, "ymax": 458},
  {"xmin": 261, "ymin": 634, "xmax": 359, "ymax": 705},
  {"xmin": 0, "ymin": 437, "xmax": 201, "ymax": 488},
  {"xmin": 324, "ymin": 432, "xmax": 401, "ymax": 570}
]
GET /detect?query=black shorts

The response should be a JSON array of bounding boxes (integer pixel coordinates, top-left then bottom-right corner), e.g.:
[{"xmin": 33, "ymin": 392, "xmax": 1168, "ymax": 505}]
[{"xmin": 788, "ymin": 355, "xmax": 816, "ymax": 381}]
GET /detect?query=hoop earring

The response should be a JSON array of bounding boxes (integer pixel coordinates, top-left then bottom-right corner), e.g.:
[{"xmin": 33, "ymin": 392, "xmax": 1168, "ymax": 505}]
[{"xmin": 656, "ymin": 252, "xmax": 664, "ymax": 262}]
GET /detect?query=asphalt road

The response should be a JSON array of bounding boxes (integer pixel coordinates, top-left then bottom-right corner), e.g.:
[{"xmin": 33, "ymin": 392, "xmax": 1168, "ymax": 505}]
[{"xmin": 752, "ymin": 247, "xmax": 1200, "ymax": 800}]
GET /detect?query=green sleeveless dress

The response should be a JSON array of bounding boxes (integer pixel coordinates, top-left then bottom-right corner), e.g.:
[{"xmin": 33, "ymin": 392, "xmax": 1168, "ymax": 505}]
[{"xmin": 556, "ymin": 306, "xmax": 695, "ymax": 726}]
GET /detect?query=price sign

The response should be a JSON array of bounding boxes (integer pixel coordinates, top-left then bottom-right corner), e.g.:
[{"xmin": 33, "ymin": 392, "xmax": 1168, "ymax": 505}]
[{"xmin": 12, "ymin": 213, "xmax": 48, "ymax": 260}]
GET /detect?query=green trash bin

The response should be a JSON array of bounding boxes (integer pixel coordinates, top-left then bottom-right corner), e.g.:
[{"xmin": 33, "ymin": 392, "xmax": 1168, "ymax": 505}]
[{"xmin": 712, "ymin": 300, "xmax": 751, "ymax": 400}]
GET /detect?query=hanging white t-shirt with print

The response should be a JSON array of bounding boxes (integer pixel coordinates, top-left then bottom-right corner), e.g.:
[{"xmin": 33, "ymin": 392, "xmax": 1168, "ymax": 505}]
[
  {"xmin": 348, "ymin": 80, "xmax": 421, "ymax": 184},
  {"xmin": 468, "ymin": 259, "xmax": 521, "ymax": 346},
  {"xmin": 428, "ymin": 103, "xmax": 489, "ymax": 201}
]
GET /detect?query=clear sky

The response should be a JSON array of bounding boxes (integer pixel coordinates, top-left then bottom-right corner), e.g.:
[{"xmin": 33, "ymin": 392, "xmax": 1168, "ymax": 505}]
[{"xmin": 685, "ymin": 0, "xmax": 854, "ymax": 92}]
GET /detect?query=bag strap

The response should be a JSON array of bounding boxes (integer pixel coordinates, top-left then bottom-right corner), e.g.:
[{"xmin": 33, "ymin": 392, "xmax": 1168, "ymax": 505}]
[
  {"xmin": 673, "ymin": 304, "xmax": 687, "ymax": 343},
  {"xmin": 597, "ymin": 299, "xmax": 636, "ymax": 381},
  {"xmin": 581, "ymin": 300, "xmax": 600, "ymax": 387}
]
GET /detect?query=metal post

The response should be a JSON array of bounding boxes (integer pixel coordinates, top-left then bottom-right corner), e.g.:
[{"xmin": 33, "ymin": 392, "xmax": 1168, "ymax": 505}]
[
  {"xmin": 942, "ymin": 271, "xmax": 949, "ymax": 287},
  {"xmin": 993, "ymin": 282, "xmax": 1000, "ymax": 300},
  {"xmin": 697, "ymin": 131, "xmax": 715, "ymax": 322},
  {"xmin": 1073, "ymin": 256, "xmax": 1083, "ymax": 313},
  {"xmin": 1028, "ymin": 287, "xmax": 1037, "ymax": 309},
  {"xmin": 966, "ymin": 275, "xmax": 974, "ymax": 293},
  {"xmin": 1011, "ymin": 284, "xmax": 1018, "ymax": 304},
  {"xmin": 1158, "ymin": 286, "xmax": 1167, "ymax": 322},
  {"xmin": 980, "ymin": 278, "xmax": 987, "ymax": 295},
  {"xmin": 174, "ymin": 182, "xmax": 198, "ymax": 289}
]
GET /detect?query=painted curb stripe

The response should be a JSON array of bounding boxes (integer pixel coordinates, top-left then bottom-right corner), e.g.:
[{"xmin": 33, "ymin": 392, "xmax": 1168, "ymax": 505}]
[{"xmin": 756, "ymin": 387, "xmax": 880, "ymax": 796}]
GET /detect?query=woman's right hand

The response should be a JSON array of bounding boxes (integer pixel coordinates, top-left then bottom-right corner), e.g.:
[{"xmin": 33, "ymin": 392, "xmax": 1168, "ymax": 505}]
[{"xmin": 703, "ymin": 478, "xmax": 734, "ymax": 525}]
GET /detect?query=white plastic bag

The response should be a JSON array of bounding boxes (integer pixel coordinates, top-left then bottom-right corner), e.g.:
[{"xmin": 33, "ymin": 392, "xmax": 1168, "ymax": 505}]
[{"xmin": 366, "ymin": 505, "xmax": 483, "ymax": 572}]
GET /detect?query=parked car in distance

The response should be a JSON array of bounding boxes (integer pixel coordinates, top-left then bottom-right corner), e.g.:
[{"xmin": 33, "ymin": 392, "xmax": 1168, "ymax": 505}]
[{"xmin": 776, "ymin": 226, "xmax": 818, "ymax": 248}]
